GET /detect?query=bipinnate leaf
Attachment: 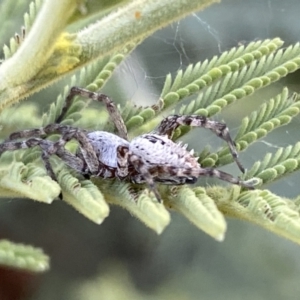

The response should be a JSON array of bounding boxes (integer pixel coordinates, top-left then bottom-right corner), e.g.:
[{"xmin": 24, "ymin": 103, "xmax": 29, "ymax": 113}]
[{"xmin": 0, "ymin": 162, "xmax": 60, "ymax": 203}]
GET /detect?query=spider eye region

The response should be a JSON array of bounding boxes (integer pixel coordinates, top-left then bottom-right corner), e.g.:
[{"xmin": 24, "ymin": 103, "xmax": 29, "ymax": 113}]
[{"xmin": 87, "ymin": 131, "xmax": 129, "ymax": 168}]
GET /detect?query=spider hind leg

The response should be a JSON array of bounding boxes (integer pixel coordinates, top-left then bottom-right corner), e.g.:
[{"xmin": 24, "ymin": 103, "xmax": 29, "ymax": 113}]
[
  {"xmin": 158, "ymin": 165, "xmax": 255, "ymax": 189},
  {"xmin": 155, "ymin": 114, "xmax": 245, "ymax": 173}
]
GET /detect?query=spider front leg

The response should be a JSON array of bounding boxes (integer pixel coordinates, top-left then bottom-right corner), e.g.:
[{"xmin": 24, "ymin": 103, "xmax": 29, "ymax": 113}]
[
  {"xmin": 0, "ymin": 136, "xmax": 97, "ymax": 183},
  {"xmin": 56, "ymin": 87, "xmax": 128, "ymax": 140},
  {"xmin": 0, "ymin": 138, "xmax": 60, "ymax": 180},
  {"xmin": 7, "ymin": 124, "xmax": 100, "ymax": 175},
  {"xmin": 155, "ymin": 115, "xmax": 245, "ymax": 173}
]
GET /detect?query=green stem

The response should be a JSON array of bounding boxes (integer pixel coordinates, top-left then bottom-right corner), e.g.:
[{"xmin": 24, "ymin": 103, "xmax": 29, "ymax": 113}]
[
  {"xmin": 77, "ymin": 0, "xmax": 219, "ymax": 63},
  {"xmin": 0, "ymin": 0, "xmax": 219, "ymax": 111},
  {"xmin": 0, "ymin": 0, "xmax": 77, "ymax": 104}
]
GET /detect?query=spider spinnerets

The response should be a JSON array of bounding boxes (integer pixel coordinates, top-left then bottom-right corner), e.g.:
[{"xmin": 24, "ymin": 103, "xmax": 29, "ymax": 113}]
[{"xmin": 0, "ymin": 87, "xmax": 256, "ymax": 202}]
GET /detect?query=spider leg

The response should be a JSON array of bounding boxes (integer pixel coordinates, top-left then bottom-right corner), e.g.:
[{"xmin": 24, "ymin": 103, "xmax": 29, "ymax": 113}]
[
  {"xmin": 155, "ymin": 114, "xmax": 245, "ymax": 173},
  {"xmin": 164, "ymin": 165, "xmax": 255, "ymax": 189},
  {"xmin": 129, "ymin": 154, "xmax": 162, "ymax": 202},
  {"xmin": 56, "ymin": 86, "xmax": 128, "ymax": 140},
  {"xmin": 197, "ymin": 167, "xmax": 255, "ymax": 188},
  {"xmin": 47, "ymin": 132, "xmax": 100, "ymax": 176},
  {"xmin": 0, "ymin": 138, "xmax": 59, "ymax": 180},
  {"xmin": 7, "ymin": 125, "xmax": 100, "ymax": 175},
  {"xmin": 51, "ymin": 143, "xmax": 86, "ymax": 174},
  {"xmin": 0, "ymin": 136, "xmax": 93, "ymax": 181},
  {"xmin": 40, "ymin": 149, "xmax": 57, "ymax": 180},
  {"xmin": 7, "ymin": 124, "xmax": 86, "ymax": 140}
]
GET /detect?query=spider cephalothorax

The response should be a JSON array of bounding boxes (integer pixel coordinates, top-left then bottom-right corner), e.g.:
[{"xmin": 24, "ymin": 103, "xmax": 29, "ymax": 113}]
[{"xmin": 0, "ymin": 87, "xmax": 256, "ymax": 202}]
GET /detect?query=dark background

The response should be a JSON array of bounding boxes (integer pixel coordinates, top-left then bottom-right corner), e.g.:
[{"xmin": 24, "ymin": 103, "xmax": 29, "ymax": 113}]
[{"xmin": 1, "ymin": 0, "xmax": 300, "ymax": 299}]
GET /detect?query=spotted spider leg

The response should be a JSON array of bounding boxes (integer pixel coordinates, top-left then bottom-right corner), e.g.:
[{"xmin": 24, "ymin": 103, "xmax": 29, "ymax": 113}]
[
  {"xmin": 39, "ymin": 141, "xmax": 87, "ymax": 180},
  {"xmin": 56, "ymin": 86, "xmax": 128, "ymax": 140},
  {"xmin": 132, "ymin": 158, "xmax": 255, "ymax": 196},
  {"xmin": 0, "ymin": 137, "xmax": 87, "ymax": 182},
  {"xmin": 155, "ymin": 114, "xmax": 245, "ymax": 173},
  {"xmin": 5, "ymin": 124, "xmax": 101, "ymax": 176},
  {"xmin": 163, "ymin": 165, "xmax": 255, "ymax": 189},
  {"xmin": 0, "ymin": 138, "xmax": 58, "ymax": 180},
  {"xmin": 54, "ymin": 145, "xmax": 86, "ymax": 173}
]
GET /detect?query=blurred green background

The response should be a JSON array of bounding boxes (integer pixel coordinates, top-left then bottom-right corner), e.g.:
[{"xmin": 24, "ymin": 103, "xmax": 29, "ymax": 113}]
[{"xmin": 1, "ymin": 0, "xmax": 300, "ymax": 299}]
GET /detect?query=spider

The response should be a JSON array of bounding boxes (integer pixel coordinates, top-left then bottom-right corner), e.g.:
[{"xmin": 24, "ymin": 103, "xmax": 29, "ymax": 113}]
[{"xmin": 0, "ymin": 87, "xmax": 256, "ymax": 202}]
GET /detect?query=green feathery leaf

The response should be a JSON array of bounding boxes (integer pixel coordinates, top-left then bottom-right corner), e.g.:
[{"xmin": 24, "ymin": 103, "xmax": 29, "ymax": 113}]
[
  {"xmin": 163, "ymin": 186, "xmax": 227, "ymax": 241},
  {"xmin": 0, "ymin": 239, "xmax": 49, "ymax": 272},
  {"xmin": 202, "ymin": 88, "xmax": 300, "ymax": 167},
  {"xmin": 0, "ymin": 104, "xmax": 41, "ymax": 138},
  {"xmin": 245, "ymin": 142, "xmax": 300, "ymax": 184},
  {"xmin": 174, "ymin": 43, "xmax": 300, "ymax": 137},
  {"xmin": 4, "ymin": 0, "xmax": 43, "ymax": 59},
  {"xmin": 212, "ymin": 187, "xmax": 300, "ymax": 245},
  {"xmin": 161, "ymin": 38, "xmax": 282, "ymax": 100},
  {"xmin": 0, "ymin": 161, "xmax": 60, "ymax": 203},
  {"xmin": 58, "ymin": 169, "xmax": 109, "ymax": 224},
  {"xmin": 130, "ymin": 40, "xmax": 300, "ymax": 136},
  {"xmin": 94, "ymin": 178, "xmax": 171, "ymax": 234},
  {"xmin": 43, "ymin": 44, "xmax": 136, "ymax": 127},
  {"xmin": 126, "ymin": 39, "xmax": 283, "ymax": 130}
]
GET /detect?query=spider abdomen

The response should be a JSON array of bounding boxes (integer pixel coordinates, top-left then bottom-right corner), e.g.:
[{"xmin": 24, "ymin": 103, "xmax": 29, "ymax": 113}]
[{"xmin": 130, "ymin": 134, "xmax": 199, "ymax": 169}]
